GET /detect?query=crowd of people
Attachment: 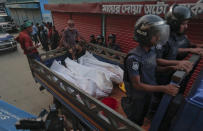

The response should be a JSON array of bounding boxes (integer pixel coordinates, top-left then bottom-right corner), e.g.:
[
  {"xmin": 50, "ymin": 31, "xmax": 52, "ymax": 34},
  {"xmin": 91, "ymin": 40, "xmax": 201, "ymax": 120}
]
[{"xmin": 31, "ymin": 22, "xmax": 60, "ymax": 51}]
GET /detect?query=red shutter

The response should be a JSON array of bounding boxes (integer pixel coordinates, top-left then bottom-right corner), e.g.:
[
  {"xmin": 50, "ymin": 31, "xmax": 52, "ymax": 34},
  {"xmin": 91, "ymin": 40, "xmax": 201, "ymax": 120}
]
[
  {"xmin": 187, "ymin": 19, "xmax": 203, "ymax": 45},
  {"xmin": 52, "ymin": 12, "xmax": 71, "ymax": 33},
  {"xmin": 106, "ymin": 15, "xmax": 139, "ymax": 53},
  {"xmin": 72, "ymin": 13, "xmax": 102, "ymax": 42}
]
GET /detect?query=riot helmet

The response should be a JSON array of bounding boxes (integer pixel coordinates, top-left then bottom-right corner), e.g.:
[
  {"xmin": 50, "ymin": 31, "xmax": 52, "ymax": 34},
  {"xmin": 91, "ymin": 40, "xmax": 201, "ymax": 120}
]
[
  {"xmin": 166, "ymin": 4, "xmax": 192, "ymax": 33},
  {"xmin": 97, "ymin": 35, "xmax": 104, "ymax": 40},
  {"xmin": 108, "ymin": 34, "xmax": 116, "ymax": 43},
  {"xmin": 96, "ymin": 35, "xmax": 104, "ymax": 45},
  {"xmin": 134, "ymin": 15, "xmax": 170, "ymax": 46}
]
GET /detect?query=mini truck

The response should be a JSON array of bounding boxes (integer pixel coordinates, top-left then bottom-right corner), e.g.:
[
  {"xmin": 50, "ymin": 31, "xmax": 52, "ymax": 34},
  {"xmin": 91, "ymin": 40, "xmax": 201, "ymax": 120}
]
[{"xmin": 28, "ymin": 42, "xmax": 203, "ymax": 131}]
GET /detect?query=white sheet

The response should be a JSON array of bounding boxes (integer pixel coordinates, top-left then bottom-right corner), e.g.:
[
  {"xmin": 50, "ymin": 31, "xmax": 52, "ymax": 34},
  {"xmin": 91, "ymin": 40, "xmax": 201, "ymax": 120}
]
[
  {"xmin": 78, "ymin": 51, "xmax": 124, "ymax": 84},
  {"xmin": 50, "ymin": 60, "xmax": 109, "ymax": 98},
  {"xmin": 50, "ymin": 51, "xmax": 124, "ymax": 98}
]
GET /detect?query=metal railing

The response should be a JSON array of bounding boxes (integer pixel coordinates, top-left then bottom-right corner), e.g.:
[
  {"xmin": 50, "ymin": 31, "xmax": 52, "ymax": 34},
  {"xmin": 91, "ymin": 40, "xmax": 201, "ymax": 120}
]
[{"xmin": 30, "ymin": 44, "xmax": 142, "ymax": 131}]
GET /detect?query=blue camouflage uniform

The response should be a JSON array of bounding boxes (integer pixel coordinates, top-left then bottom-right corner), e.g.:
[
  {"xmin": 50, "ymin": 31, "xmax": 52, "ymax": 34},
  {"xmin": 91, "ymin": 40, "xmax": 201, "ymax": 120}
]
[{"xmin": 123, "ymin": 45, "xmax": 157, "ymax": 125}]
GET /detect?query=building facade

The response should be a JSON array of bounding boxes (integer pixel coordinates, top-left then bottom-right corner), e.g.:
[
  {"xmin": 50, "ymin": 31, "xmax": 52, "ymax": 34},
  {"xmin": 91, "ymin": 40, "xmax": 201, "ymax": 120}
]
[
  {"xmin": 46, "ymin": 0, "xmax": 203, "ymax": 52},
  {"xmin": 6, "ymin": 0, "xmax": 52, "ymax": 26}
]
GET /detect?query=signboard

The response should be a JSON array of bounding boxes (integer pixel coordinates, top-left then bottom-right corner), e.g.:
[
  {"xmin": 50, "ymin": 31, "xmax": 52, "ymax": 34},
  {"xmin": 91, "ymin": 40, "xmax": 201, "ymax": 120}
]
[{"xmin": 102, "ymin": 1, "xmax": 203, "ymax": 16}]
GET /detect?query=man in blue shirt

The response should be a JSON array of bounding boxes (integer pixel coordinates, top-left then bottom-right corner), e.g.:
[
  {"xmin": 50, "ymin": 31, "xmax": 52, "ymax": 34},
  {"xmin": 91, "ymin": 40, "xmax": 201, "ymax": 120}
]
[
  {"xmin": 31, "ymin": 23, "xmax": 39, "ymax": 45},
  {"xmin": 122, "ymin": 15, "xmax": 178, "ymax": 126}
]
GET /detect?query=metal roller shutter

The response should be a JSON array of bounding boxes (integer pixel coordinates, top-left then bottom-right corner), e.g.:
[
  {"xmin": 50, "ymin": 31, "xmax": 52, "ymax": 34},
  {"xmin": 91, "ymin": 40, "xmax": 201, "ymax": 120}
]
[
  {"xmin": 106, "ymin": 15, "xmax": 139, "ymax": 53},
  {"xmin": 9, "ymin": 8, "xmax": 42, "ymax": 26},
  {"xmin": 52, "ymin": 12, "xmax": 71, "ymax": 33},
  {"xmin": 72, "ymin": 13, "xmax": 102, "ymax": 42},
  {"xmin": 187, "ymin": 19, "xmax": 203, "ymax": 45}
]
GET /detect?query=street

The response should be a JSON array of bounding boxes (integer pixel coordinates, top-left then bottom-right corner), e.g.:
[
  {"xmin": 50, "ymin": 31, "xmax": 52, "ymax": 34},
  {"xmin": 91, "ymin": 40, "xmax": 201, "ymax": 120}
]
[{"xmin": 0, "ymin": 43, "xmax": 52, "ymax": 116}]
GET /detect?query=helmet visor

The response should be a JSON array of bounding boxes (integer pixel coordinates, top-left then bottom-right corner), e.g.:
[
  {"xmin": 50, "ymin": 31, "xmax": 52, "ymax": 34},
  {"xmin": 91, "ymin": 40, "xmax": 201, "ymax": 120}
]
[{"xmin": 153, "ymin": 24, "xmax": 170, "ymax": 45}]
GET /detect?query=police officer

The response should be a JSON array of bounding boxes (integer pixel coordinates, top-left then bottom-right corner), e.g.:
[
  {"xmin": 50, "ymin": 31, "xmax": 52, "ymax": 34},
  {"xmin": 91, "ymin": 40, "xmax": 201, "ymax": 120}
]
[
  {"xmin": 156, "ymin": 5, "xmax": 200, "ymax": 85},
  {"xmin": 96, "ymin": 35, "xmax": 106, "ymax": 47},
  {"xmin": 122, "ymin": 15, "xmax": 178, "ymax": 126},
  {"xmin": 89, "ymin": 34, "xmax": 96, "ymax": 44},
  {"xmin": 107, "ymin": 34, "xmax": 121, "ymax": 51}
]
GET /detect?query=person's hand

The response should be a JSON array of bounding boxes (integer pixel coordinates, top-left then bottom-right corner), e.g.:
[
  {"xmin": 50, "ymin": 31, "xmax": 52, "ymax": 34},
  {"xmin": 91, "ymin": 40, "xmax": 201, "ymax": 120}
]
[
  {"xmin": 191, "ymin": 48, "xmax": 203, "ymax": 56},
  {"xmin": 56, "ymin": 46, "xmax": 61, "ymax": 50},
  {"xmin": 34, "ymin": 44, "xmax": 40, "ymax": 48},
  {"xmin": 175, "ymin": 60, "xmax": 193, "ymax": 73},
  {"xmin": 163, "ymin": 84, "xmax": 179, "ymax": 96},
  {"xmin": 35, "ymin": 42, "xmax": 41, "ymax": 48}
]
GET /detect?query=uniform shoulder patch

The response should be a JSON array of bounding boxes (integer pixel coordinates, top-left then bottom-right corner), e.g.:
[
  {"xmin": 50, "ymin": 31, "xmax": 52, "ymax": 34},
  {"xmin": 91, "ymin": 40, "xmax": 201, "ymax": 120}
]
[
  {"xmin": 156, "ymin": 44, "xmax": 162, "ymax": 50},
  {"xmin": 132, "ymin": 61, "xmax": 139, "ymax": 71}
]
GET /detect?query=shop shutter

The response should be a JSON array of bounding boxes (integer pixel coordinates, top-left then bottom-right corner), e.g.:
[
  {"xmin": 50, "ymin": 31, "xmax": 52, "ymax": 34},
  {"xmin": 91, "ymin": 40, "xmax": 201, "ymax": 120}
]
[
  {"xmin": 52, "ymin": 12, "xmax": 71, "ymax": 33},
  {"xmin": 187, "ymin": 19, "xmax": 203, "ymax": 45},
  {"xmin": 72, "ymin": 13, "xmax": 102, "ymax": 42},
  {"xmin": 106, "ymin": 15, "xmax": 139, "ymax": 53}
]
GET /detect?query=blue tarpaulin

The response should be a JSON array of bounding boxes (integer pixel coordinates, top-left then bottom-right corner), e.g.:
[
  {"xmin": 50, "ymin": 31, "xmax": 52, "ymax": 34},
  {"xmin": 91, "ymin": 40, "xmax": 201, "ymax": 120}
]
[{"xmin": 0, "ymin": 100, "xmax": 36, "ymax": 131}]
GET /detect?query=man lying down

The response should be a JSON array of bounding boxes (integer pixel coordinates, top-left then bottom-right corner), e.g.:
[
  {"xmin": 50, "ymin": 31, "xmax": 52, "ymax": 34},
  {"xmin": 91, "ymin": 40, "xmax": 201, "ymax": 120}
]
[{"xmin": 50, "ymin": 51, "xmax": 124, "ymax": 98}]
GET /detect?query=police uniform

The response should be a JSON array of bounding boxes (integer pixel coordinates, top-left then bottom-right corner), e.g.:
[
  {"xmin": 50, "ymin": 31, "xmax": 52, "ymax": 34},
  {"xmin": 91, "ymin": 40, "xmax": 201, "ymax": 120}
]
[
  {"xmin": 156, "ymin": 33, "xmax": 191, "ymax": 85},
  {"xmin": 124, "ymin": 45, "xmax": 157, "ymax": 125},
  {"xmin": 157, "ymin": 33, "xmax": 190, "ymax": 60}
]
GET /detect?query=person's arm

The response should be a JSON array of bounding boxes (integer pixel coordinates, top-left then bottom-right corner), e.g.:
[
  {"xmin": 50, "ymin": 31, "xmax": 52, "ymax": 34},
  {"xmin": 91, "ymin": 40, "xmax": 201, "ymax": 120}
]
[
  {"xmin": 25, "ymin": 43, "xmax": 39, "ymax": 51},
  {"xmin": 58, "ymin": 31, "xmax": 67, "ymax": 48},
  {"xmin": 130, "ymin": 76, "xmax": 178, "ymax": 96},
  {"xmin": 77, "ymin": 31, "xmax": 86, "ymax": 42},
  {"xmin": 24, "ymin": 37, "xmax": 39, "ymax": 51},
  {"xmin": 156, "ymin": 65, "xmax": 177, "ymax": 72},
  {"xmin": 178, "ymin": 48, "xmax": 203, "ymax": 55},
  {"xmin": 189, "ymin": 42, "xmax": 203, "ymax": 48},
  {"xmin": 157, "ymin": 58, "xmax": 193, "ymax": 73},
  {"xmin": 157, "ymin": 58, "xmax": 179, "ymax": 66}
]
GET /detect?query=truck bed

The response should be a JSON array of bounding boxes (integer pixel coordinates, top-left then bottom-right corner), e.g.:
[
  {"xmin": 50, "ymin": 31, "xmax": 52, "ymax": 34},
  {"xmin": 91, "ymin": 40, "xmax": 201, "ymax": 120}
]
[{"xmin": 30, "ymin": 44, "xmax": 142, "ymax": 131}]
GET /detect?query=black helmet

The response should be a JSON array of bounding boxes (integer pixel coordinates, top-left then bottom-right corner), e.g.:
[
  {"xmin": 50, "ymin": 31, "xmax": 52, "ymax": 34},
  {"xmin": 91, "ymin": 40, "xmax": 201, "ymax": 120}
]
[
  {"xmin": 97, "ymin": 35, "xmax": 104, "ymax": 40},
  {"xmin": 90, "ymin": 34, "xmax": 95, "ymax": 38},
  {"xmin": 108, "ymin": 34, "xmax": 116, "ymax": 43},
  {"xmin": 166, "ymin": 4, "xmax": 192, "ymax": 32},
  {"xmin": 108, "ymin": 34, "xmax": 116, "ymax": 39},
  {"xmin": 134, "ymin": 15, "xmax": 170, "ymax": 46}
]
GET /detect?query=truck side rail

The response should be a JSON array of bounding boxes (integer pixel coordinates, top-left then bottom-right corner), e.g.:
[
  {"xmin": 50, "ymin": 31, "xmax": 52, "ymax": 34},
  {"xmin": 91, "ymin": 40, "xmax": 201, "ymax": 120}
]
[
  {"xmin": 39, "ymin": 48, "xmax": 67, "ymax": 62},
  {"xmin": 30, "ymin": 52, "xmax": 141, "ymax": 131},
  {"xmin": 85, "ymin": 43, "xmax": 127, "ymax": 64},
  {"xmin": 150, "ymin": 54, "xmax": 200, "ymax": 131}
]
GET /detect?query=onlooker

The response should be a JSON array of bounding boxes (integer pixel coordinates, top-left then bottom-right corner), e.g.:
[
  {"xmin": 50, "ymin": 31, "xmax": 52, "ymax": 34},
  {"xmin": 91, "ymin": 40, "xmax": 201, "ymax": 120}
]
[
  {"xmin": 16, "ymin": 20, "xmax": 41, "ymax": 64},
  {"xmin": 39, "ymin": 25, "xmax": 49, "ymax": 51},
  {"xmin": 89, "ymin": 34, "xmax": 96, "ymax": 44},
  {"xmin": 50, "ymin": 26, "xmax": 60, "ymax": 50},
  {"xmin": 31, "ymin": 23, "xmax": 39, "ymax": 45},
  {"xmin": 96, "ymin": 35, "xmax": 106, "ymax": 47},
  {"xmin": 107, "ymin": 34, "xmax": 121, "ymax": 51},
  {"xmin": 58, "ymin": 19, "xmax": 86, "ymax": 49},
  {"xmin": 48, "ymin": 22, "xmax": 53, "ymax": 46}
]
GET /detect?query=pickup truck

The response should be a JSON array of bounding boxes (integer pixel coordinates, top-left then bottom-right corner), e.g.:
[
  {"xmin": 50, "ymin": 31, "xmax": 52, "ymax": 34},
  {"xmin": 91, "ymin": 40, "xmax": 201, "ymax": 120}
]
[{"xmin": 29, "ymin": 42, "xmax": 203, "ymax": 131}]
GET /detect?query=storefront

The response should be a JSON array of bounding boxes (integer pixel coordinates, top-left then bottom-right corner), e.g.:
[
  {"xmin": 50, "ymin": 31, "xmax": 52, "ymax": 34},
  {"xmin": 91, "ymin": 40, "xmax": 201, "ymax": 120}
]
[
  {"xmin": 6, "ymin": 0, "xmax": 52, "ymax": 26},
  {"xmin": 45, "ymin": 0, "xmax": 203, "ymax": 52}
]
